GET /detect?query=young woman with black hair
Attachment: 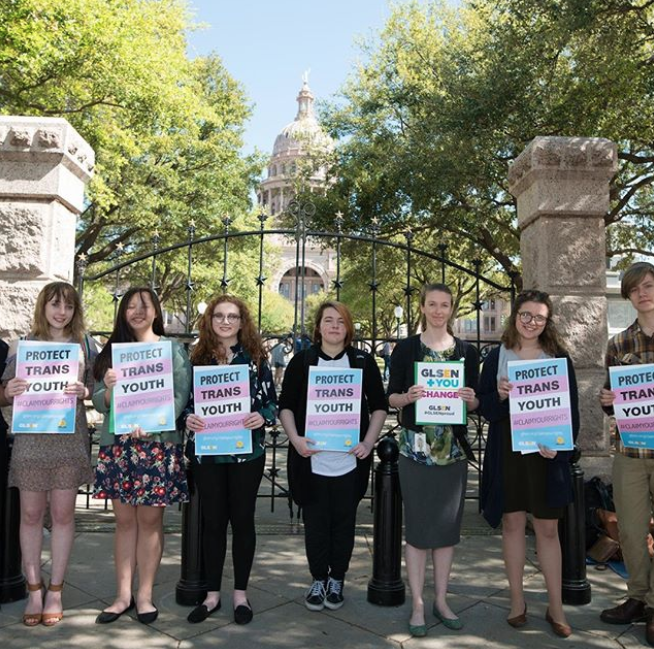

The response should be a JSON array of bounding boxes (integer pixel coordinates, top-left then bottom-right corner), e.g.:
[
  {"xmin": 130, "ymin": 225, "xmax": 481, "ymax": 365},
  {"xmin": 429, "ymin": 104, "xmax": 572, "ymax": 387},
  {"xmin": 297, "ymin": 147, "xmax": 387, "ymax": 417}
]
[{"xmin": 92, "ymin": 287, "xmax": 191, "ymax": 625}]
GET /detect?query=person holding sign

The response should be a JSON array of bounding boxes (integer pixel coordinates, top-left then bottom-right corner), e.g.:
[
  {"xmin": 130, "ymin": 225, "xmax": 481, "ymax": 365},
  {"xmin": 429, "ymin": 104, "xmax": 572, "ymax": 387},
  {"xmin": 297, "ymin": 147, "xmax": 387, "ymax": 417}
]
[
  {"xmin": 91, "ymin": 288, "xmax": 191, "ymax": 625},
  {"xmin": 183, "ymin": 295, "xmax": 276, "ymax": 625},
  {"xmin": 387, "ymin": 283, "xmax": 478, "ymax": 636},
  {"xmin": 279, "ymin": 301, "xmax": 387, "ymax": 612},
  {"xmin": 477, "ymin": 290, "xmax": 579, "ymax": 638},
  {"xmin": 599, "ymin": 262, "xmax": 654, "ymax": 644},
  {"xmin": 1, "ymin": 282, "xmax": 97, "ymax": 627}
]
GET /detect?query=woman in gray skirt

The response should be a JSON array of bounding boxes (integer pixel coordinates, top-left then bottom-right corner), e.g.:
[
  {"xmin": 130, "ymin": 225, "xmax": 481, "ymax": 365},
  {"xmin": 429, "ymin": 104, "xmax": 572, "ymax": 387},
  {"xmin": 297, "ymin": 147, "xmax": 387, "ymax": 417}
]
[{"xmin": 388, "ymin": 283, "xmax": 479, "ymax": 637}]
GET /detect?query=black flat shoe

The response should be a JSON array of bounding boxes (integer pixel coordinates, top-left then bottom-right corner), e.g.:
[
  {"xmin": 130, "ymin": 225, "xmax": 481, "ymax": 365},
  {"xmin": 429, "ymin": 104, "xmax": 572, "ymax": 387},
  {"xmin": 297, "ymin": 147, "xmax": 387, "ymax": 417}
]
[
  {"xmin": 136, "ymin": 605, "xmax": 159, "ymax": 625},
  {"xmin": 234, "ymin": 601, "xmax": 253, "ymax": 625},
  {"xmin": 95, "ymin": 597, "xmax": 135, "ymax": 624},
  {"xmin": 187, "ymin": 601, "xmax": 221, "ymax": 624}
]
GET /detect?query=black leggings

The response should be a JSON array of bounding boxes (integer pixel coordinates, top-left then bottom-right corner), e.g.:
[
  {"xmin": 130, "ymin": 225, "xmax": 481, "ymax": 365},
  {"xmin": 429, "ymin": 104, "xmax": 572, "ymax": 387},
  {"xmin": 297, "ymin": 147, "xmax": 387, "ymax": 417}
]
[{"xmin": 192, "ymin": 454, "xmax": 265, "ymax": 591}]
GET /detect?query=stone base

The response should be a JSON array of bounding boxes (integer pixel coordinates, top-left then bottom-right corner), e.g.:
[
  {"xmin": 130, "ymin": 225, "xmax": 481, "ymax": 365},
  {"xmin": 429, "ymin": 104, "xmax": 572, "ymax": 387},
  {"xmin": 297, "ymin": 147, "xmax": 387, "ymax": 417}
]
[{"xmin": 579, "ymin": 455, "xmax": 613, "ymax": 481}]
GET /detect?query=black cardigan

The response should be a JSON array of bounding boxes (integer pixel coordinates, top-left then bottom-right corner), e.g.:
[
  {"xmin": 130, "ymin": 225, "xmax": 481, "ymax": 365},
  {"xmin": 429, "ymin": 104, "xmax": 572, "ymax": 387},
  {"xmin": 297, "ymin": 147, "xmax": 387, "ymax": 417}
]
[
  {"xmin": 477, "ymin": 345, "xmax": 580, "ymax": 528},
  {"xmin": 278, "ymin": 344, "xmax": 388, "ymax": 506},
  {"xmin": 386, "ymin": 334, "xmax": 479, "ymax": 460}
]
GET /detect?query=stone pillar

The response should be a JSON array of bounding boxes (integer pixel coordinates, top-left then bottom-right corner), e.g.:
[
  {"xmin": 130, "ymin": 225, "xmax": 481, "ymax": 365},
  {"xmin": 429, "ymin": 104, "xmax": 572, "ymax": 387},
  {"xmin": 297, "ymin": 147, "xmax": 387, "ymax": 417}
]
[
  {"xmin": 0, "ymin": 117, "xmax": 94, "ymax": 340},
  {"xmin": 508, "ymin": 136, "xmax": 618, "ymax": 473}
]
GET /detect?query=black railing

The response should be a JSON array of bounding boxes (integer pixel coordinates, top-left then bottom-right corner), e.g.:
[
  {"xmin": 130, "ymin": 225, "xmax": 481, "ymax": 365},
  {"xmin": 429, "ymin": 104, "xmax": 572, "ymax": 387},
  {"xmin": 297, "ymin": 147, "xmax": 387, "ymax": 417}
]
[{"xmin": 76, "ymin": 206, "xmax": 516, "ymax": 512}]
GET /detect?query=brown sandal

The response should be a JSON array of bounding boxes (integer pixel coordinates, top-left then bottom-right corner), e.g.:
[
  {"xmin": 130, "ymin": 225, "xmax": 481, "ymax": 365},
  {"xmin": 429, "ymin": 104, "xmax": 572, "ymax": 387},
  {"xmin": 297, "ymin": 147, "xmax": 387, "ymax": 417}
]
[
  {"xmin": 23, "ymin": 582, "xmax": 44, "ymax": 627},
  {"xmin": 42, "ymin": 582, "xmax": 64, "ymax": 627}
]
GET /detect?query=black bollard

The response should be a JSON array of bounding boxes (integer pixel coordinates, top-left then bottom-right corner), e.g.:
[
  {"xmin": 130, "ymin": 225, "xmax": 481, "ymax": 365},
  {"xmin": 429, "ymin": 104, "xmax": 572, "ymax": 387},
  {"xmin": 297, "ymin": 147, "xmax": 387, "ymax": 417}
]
[
  {"xmin": 0, "ymin": 435, "xmax": 26, "ymax": 603},
  {"xmin": 175, "ymin": 467, "xmax": 207, "ymax": 606},
  {"xmin": 559, "ymin": 446, "xmax": 591, "ymax": 605},
  {"xmin": 367, "ymin": 435, "xmax": 405, "ymax": 606}
]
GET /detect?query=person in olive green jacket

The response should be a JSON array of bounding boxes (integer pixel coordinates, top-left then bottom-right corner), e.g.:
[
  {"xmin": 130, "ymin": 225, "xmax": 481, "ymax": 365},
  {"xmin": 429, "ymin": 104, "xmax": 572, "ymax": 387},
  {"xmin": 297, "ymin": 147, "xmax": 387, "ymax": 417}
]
[{"xmin": 91, "ymin": 287, "xmax": 191, "ymax": 626}]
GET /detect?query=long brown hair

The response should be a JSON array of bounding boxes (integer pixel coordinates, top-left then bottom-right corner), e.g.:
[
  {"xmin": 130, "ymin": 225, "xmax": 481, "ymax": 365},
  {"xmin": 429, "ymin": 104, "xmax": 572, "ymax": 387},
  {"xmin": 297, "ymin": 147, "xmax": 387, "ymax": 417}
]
[
  {"xmin": 32, "ymin": 282, "xmax": 85, "ymax": 342},
  {"xmin": 191, "ymin": 295, "xmax": 266, "ymax": 366},
  {"xmin": 312, "ymin": 301, "xmax": 354, "ymax": 348},
  {"xmin": 501, "ymin": 290, "xmax": 566, "ymax": 356}
]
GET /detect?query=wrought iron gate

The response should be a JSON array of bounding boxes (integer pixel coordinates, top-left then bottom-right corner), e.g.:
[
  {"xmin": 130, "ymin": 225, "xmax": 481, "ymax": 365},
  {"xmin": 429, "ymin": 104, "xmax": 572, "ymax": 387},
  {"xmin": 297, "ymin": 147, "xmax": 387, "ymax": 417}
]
[{"xmin": 78, "ymin": 202, "xmax": 517, "ymax": 516}]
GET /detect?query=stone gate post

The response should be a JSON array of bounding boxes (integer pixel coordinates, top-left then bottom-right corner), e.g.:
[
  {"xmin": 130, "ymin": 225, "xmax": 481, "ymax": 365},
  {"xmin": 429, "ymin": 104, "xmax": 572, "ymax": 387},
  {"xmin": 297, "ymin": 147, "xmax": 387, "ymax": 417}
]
[
  {"xmin": 508, "ymin": 136, "xmax": 618, "ymax": 472},
  {"xmin": 0, "ymin": 117, "xmax": 94, "ymax": 603},
  {"xmin": 0, "ymin": 116, "xmax": 94, "ymax": 340}
]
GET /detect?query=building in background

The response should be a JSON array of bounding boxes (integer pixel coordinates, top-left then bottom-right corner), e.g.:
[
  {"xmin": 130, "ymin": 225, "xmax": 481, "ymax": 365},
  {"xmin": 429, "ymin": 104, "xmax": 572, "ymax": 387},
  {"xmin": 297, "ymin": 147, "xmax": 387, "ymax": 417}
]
[{"xmin": 258, "ymin": 77, "xmax": 336, "ymax": 304}]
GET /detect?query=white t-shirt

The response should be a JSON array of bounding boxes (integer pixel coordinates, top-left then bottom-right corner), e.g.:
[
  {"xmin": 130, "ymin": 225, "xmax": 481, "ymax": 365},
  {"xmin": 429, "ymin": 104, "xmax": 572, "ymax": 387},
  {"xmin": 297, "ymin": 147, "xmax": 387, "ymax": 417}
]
[{"xmin": 310, "ymin": 354, "xmax": 358, "ymax": 477}]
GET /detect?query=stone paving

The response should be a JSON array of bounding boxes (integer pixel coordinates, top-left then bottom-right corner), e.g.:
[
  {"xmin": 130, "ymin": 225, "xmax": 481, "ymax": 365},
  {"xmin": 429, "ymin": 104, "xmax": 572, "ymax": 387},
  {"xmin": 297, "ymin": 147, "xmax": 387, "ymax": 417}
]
[{"xmin": 0, "ymin": 501, "xmax": 647, "ymax": 648}]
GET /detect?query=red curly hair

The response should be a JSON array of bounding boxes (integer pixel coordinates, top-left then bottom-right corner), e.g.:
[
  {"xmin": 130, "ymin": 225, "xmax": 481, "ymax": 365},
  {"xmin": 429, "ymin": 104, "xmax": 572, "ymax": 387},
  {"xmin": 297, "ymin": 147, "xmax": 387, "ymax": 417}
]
[{"xmin": 190, "ymin": 295, "xmax": 266, "ymax": 367}]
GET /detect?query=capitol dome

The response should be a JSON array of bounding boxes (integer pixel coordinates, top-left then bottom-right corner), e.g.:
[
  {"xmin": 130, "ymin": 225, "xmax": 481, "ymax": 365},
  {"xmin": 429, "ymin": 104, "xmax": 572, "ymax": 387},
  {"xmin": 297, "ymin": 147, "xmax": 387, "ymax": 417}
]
[{"xmin": 271, "ymin": 80, "xmax": 333, "ymax": 158}]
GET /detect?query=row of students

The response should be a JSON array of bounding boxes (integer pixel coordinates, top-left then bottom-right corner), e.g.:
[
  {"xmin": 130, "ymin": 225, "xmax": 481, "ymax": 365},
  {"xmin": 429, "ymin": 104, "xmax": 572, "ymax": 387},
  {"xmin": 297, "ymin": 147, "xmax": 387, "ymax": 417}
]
[
  {"xmin": 0, "ymin": 281, "xmax": 572, "ymax": 634},
  {"xmin": 2, "ymin": 268, "xmax": 648, "ymax": 638}
]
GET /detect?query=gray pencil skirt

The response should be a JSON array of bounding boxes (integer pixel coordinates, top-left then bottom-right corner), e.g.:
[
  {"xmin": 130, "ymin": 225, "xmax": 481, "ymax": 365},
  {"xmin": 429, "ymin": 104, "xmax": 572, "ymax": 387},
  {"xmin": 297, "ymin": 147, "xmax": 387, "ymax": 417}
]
[{"xmin": 398, "ymin": 454, "xmax": 467, "ymax": 549}]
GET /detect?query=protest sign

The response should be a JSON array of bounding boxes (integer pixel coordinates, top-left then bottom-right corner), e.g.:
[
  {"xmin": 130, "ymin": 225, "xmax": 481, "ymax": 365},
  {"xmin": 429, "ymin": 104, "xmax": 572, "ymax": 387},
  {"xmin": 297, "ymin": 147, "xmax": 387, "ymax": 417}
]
[
  {"xmin": 305, "ymin": 367, "xmax": 362, "ymax": 452},
  {"xmin": 508, "ymin": 357, "xmax": 574, "ymax": 452},
  {"xmin": 12, "ymin": 341, "xmax": 79, "ymax": 434},
  {"xmin": 610, "ymin": 363, "xmax": 654, "ymax": 449},
  {"xmin": 193, "ymin": 364, "xmax": 251, "ymax": 455},
  {"xmin": 415, "ymin": 361, "xmax": 466, "ymax": 425},
  {"xmin": 112, "ymin": 341, "xmax": 175, "ymax": 434}
]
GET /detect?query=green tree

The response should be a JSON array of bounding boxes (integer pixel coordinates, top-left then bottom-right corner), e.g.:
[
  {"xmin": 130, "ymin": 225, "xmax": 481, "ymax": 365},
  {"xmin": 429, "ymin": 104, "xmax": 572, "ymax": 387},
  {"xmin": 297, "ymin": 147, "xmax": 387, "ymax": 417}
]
[
  {"xmin": 80, "ymin": 209, "xmax": 297, "ymax": 334},
  {"xmin": 318, "ymin": 0, "xmax": 654, "ymax": 282},
  {"xmin": 0, "ymin": 0, "xmax": 261, "ymax": 273}
]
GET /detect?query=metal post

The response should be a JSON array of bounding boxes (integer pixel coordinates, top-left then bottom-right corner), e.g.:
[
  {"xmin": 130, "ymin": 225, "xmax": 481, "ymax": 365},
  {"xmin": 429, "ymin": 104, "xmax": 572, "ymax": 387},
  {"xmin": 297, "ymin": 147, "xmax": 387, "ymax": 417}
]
[
  {"xmin": 560, "ymin": 447, "xmax": 591, "ymax": 605},
  {"xmin": 0, "ymin": 435, "xmax": 26, "ymax": 603},
  {"xmin": 367, "ymin": 435, "xmax": 405, "ymax": 606},
  {"xmin": 175, "ymin": 468, "xmax": 206, "ymax": 606}
]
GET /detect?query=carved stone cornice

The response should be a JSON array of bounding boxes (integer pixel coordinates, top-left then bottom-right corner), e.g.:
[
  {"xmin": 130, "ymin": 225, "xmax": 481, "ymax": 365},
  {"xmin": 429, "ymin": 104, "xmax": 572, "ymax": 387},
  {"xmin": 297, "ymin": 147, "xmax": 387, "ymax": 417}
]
[{"xmin": 0, "ymin": 116, "xmax": 94, "ymax": 213}]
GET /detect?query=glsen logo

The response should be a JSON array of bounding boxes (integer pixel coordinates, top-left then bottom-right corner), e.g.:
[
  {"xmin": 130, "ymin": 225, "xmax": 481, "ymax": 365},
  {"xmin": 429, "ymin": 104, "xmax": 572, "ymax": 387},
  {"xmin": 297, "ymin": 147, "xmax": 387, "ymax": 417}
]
[
  {"xmin": 58, "ymin": 419, "xmax": 67, "ymax": 428},
  {"xmin": 345, "ymin": 439, "xmax": 352, "ymax": 446},
  {"xmin": 556, "ymin": 436, "xmax": 564, "ymax": 445},
  {"xmin": 158, "ymin": 416, "xmax": 167, "ymax": 425},
  {"xmin": 236, "ymin": 441, "xmax": 244, "ymax": 449}
]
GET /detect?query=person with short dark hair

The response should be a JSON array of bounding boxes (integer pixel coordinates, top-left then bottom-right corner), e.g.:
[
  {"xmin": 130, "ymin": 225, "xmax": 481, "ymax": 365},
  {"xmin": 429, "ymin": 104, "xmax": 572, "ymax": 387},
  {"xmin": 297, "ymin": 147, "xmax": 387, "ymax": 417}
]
[
  {"xmin": 478, "ymin": 289, "xmax": 579, "ymax": 638},
  {"xmin": 599, "ymin": 262, "xmax": 654, "ymax": 646},
  {"xmin": 279, "ymin": 300, "xmax": 387, "ymax": 612},
  {"xmin": 271, "ymin": 336, "xmax": 290, "ymax": 388},
  {"xmin": 387, "ymin": 283, "xmax": 479, "ymax": 637},
  {"xmin": 381, "ymin": 340, "xmax": 392, "ymax": 381}
]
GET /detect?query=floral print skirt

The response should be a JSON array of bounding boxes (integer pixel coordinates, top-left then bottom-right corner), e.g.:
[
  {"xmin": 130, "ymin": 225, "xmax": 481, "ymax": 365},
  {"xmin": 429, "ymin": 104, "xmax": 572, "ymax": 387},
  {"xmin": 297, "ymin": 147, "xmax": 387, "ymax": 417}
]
[{"xmin": 93, "ymin": 436, "xmax": 188, "ymax": 506}]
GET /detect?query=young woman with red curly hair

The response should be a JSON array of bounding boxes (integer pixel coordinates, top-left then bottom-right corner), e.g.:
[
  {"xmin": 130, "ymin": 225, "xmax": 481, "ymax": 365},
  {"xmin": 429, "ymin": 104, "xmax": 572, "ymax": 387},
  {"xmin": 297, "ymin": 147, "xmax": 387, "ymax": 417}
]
[{"xmin": 184, "ymin": 295, "xmax": 277, "ymax": 625}]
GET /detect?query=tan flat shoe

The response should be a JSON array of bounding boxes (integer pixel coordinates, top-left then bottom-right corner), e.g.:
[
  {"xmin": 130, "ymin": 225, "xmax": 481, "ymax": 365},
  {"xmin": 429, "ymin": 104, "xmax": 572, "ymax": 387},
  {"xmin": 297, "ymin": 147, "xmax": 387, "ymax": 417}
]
[
  {"xmin": 507, "ymin": 603, "xmax": 527, "ymax": 628},
  {"xmin": 546, "ymin": 608, "xmax": 571, "ymax": 638}
]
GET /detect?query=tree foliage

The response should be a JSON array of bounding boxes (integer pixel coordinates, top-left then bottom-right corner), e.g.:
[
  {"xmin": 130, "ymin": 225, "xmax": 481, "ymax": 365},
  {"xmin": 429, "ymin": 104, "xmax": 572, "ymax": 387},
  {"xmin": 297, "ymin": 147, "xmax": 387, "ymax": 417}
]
[
  {"xmin": 317, "ymin": 0, "xmax": 654, "ymax": 283},
  {"xmin": 80, "ymin": 209, "xmax": 296, "ymax": 335},
  {"xmin": 0, "ymin": 0, "xmax": 262, "ymax": 272}
]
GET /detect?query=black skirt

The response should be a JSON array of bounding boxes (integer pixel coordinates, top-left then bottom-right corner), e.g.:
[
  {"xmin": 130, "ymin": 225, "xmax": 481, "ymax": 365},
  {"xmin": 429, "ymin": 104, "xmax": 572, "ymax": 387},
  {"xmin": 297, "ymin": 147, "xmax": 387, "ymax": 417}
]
[{"xmin": 501, "ymin": 419, "xmax": 564, "ymax": 520}]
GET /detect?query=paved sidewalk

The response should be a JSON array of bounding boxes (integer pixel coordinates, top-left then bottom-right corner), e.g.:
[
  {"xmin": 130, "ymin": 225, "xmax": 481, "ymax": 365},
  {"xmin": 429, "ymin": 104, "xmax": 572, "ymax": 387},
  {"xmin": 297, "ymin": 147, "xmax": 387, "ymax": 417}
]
[{"xmin": 0, "ymin": 501, "xmax": 646, "ymax": 648}]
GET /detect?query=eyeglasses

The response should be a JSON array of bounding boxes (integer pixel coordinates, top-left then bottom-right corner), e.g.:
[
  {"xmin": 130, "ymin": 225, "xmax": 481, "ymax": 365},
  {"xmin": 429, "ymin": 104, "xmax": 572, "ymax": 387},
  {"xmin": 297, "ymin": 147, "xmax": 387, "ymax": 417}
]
[
  {"xmin": 518, "ymin": 311, "xmax": 547, "ymax": 326},
  {"xmin": 212, "ymin": 313, "xmax": 241, "ymax": 324}
]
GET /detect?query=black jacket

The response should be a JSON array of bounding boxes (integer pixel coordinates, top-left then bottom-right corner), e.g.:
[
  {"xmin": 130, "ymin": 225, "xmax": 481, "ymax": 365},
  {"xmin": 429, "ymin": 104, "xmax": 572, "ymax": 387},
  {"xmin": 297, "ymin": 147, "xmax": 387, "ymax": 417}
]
[{"xmin": 279, "ymin": 344, "xmax": 388, "ymax": 506}]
